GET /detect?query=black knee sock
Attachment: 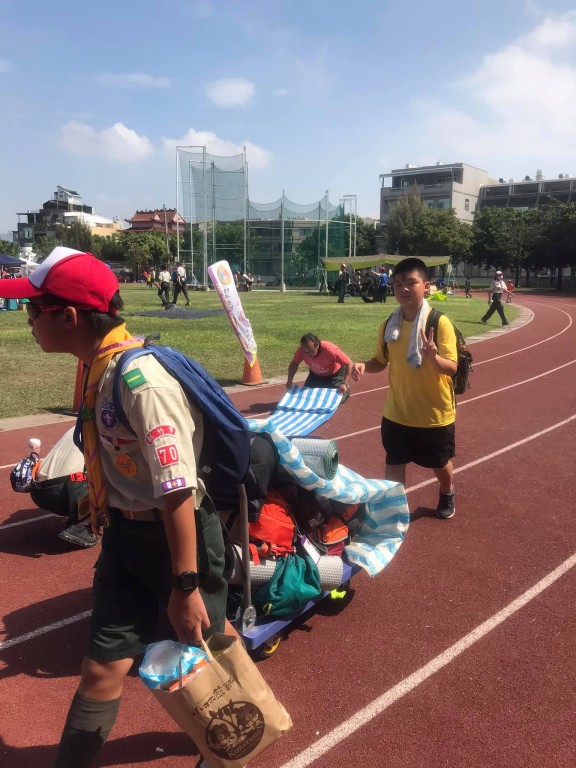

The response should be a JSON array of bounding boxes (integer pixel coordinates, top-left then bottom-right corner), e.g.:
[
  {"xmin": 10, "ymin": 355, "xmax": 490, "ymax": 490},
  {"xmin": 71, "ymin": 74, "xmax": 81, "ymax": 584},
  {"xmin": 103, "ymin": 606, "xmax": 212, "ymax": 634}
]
[{"xmin": 52, "ymin": 692, "xmax": 121, "ymax": 768}]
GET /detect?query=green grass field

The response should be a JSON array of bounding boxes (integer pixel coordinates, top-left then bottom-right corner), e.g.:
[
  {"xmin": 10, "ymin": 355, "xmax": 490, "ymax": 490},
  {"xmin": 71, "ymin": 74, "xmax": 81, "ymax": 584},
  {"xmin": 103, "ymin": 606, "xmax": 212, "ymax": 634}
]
[{"xmin": 0, "ymin": 286, "xmax": 517, "ymax": 419}]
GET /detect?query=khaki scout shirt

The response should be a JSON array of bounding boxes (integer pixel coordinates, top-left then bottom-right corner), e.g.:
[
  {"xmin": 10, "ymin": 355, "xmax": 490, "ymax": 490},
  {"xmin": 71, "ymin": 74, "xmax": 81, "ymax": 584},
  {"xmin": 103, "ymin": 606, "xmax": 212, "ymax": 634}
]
[{"xmin": 96, "ymin": 354, "xmax": 205, "ymax": 512}]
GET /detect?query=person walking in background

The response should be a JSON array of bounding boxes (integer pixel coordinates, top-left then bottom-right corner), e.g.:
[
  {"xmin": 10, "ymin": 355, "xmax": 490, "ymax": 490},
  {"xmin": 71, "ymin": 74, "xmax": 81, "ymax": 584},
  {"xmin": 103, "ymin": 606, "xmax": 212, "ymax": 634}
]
[
  {"xmin": 351, "ymin": 257, "xmax": 458, "ymax": 519},
  {"xmin": 506, "ymin": 279, "xmax": 515, "ymax": 303},
  {"xmin": 337, "ymin": 264, "xmax": 348, "ymax": 303},
  {"xmin": 464, "ymin": 276, "xmax": 472, "ymax": 298},
  {"xmin": 286, "ymin": 333, "xmax": 352, "ymax": 403},
  {"xmin": 172, "ymin": 263, "xmax": 191, "ymax": 305},
  {"xmin": 0, "ymin": 247, "xmax": 233, "ymax": 768},
  {"xmin": 157, "ymin": 264, "xmax": 171, "ymax": 305},
  {"xmin": 370, "ymin": 266, "xmax": 389, "ymax": 303},
  {"xmin": 480, "ymin": 270, "xmax": 510, "ymax": 326}
]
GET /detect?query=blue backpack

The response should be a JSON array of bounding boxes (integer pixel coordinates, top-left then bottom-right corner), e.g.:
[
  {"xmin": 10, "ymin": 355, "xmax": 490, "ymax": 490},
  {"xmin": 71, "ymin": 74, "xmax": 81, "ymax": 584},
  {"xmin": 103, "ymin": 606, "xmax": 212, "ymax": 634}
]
[{"xmin": 111, "ymin": 341, "xmax": 252, "ymax": 510}]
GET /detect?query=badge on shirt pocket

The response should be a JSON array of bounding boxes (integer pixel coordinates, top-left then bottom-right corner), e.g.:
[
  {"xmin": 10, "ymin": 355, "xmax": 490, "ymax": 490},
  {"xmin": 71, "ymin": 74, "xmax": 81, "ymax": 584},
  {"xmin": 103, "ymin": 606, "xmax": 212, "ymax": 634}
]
[{"xmin": 114, "ymin": 453, "xmax": 138, "ymax": 477}]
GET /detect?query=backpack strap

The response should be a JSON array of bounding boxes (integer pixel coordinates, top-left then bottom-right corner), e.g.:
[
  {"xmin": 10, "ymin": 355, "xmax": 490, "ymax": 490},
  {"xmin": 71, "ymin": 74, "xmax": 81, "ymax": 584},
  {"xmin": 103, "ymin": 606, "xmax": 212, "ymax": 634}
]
[
  {"xmin": 425, "ymin": 307, "xmax": 442, "ymax": 346},
  {"xmin": 112, "ymin": 346, "xmax": 150, "ymax": 435}
]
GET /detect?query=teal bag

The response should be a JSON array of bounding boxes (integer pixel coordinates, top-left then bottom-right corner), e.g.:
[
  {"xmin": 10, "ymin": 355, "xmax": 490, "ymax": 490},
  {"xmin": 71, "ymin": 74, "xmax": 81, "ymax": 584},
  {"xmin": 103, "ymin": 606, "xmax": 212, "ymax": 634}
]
[{"xmin": 253, "ymin": 553, "xmax": 321, "ymax": 617}]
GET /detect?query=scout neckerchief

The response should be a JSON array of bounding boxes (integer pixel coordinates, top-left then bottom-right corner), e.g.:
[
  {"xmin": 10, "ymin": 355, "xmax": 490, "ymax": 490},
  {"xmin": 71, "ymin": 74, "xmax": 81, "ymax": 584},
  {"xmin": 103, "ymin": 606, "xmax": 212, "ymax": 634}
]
[{"xmin": 80, "ymin": 324, "xmax": 143, "ymax": 533}]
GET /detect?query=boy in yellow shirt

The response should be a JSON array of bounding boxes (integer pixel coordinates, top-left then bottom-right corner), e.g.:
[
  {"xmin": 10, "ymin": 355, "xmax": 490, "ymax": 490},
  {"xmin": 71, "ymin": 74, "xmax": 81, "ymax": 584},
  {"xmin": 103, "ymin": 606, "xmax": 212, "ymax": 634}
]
[{"xmin": 352, "ymin": 258, "xmax": 458, "ymax": 518}]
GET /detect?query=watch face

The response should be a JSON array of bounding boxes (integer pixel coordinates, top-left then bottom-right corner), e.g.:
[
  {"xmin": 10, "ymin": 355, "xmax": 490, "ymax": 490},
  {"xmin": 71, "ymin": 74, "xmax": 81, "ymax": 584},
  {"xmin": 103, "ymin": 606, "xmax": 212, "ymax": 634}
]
[{"xmin": 174, "ymin": 571, "xmax": 199, "ymax": 591}]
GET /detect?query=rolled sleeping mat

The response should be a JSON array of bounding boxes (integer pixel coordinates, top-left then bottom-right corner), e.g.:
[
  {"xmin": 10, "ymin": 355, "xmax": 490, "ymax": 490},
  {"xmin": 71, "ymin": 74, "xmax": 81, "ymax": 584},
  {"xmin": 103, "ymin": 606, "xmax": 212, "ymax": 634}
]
[
  {"xmin": 290, "ymin": 438, "xmax": 339, "ymax": 480},
  {"xmin": 316, "ymin": 553, "xmax": 345, "ymax": 590},
  {"xmin": 227, "ymin": 545, "xmax": 344, "ymax": 591},
  {"xmin": 227, "ymin": 545, "xmax": 277, "ymax": 587}
]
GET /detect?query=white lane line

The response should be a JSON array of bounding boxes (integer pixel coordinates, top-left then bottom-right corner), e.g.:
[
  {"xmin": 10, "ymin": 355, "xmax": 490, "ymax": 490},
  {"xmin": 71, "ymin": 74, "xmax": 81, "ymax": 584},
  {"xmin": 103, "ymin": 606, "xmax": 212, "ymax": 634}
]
[
  {"xmin": 0, "ymin": 513, "xmax": 54, "ymax": 530},
  {"xmin": 405, "ymin": 414, "xmax": 576, "ymax": 493},
  {"xmin": 0, "ymin": 463, "xmax": 17, "ymax": 470},
  {"xmin": 0, "ymin": 610, "xmax": 92, "ymax": 651},
  {"xmin": 3, "ymin": 414, "xmax": 575, "ymax": 653},
  {"xmin": 333, "ymin": 360, "xmax": 576, "ymax": 442},
  {"xmin": 278, "ymin": 551, "xmax": 576, "ymax": 768}
]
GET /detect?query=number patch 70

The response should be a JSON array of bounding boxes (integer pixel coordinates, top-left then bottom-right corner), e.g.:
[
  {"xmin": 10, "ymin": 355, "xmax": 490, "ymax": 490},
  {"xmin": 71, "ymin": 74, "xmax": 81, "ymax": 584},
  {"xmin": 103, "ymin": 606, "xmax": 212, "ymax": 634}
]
[{"xmin": 156, "ymin": 444, "xmax": 179, "ymax": 467}]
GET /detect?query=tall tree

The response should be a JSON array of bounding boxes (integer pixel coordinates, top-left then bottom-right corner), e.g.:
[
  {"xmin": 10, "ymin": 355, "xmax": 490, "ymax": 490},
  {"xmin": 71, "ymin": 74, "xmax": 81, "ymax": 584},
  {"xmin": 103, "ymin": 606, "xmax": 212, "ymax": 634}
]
[
  {"xmin": 0, "ymin": 240, "xmax": 20, "ymax": 257},
  {"xmin": 55, "ymin": 221, "xmax": 94, "ymax": 253},
  {"xmin": 534, "ymin": 203, "xmax": 576, "ymax": 290},
  {"xmin": 472, "ymin": 207, "xmax": 539, "ymax": 285}
]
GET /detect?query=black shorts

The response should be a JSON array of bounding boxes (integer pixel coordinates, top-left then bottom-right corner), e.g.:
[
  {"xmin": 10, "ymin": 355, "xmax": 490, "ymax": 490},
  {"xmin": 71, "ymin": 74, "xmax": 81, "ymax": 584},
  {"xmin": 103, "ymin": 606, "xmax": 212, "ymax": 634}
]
[
  {"xmin": 304, "ymin": 365, "xmax": 349, "ymax": 403},
  {"xmin": 381, "ymin": 417, "xmax": 455, "ymax": 469},
  {"xmin": 88, "ymin": 503, "xmax": 227, "ymax": 662}
]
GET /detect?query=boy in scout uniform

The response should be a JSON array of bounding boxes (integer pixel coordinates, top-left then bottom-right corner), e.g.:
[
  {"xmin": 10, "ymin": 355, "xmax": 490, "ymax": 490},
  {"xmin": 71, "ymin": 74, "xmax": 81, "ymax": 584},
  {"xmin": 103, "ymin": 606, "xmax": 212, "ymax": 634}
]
[{"xmin": 0, "ymin": 247, "xmax": 233, "ymax": 768}]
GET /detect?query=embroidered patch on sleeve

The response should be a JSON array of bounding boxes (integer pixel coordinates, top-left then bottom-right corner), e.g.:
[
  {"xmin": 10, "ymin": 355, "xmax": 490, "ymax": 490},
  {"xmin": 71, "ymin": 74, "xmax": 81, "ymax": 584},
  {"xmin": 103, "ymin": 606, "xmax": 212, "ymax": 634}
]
[
  {"xmin": 146, "ymin": 425, "xmax": 176, "ymax": 444},
  {"xmin": 162, "ymin": 477, "xmax": 186, "ymax": 492},
  {"xmin": 156, "ymin": 444, "xmax": 179, "ymax": 467},
  {"xmin": 122, "ymin": 368, "xmax": 147, "ymax": 390}
]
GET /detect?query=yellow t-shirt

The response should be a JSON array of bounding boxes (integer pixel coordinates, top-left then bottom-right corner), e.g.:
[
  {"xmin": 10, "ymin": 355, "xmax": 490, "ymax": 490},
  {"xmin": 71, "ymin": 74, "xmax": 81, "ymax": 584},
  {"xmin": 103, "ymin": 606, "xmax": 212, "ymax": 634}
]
[{"xmin": 374, "ymin": 314, "xmax": 457, "ymax": 428}]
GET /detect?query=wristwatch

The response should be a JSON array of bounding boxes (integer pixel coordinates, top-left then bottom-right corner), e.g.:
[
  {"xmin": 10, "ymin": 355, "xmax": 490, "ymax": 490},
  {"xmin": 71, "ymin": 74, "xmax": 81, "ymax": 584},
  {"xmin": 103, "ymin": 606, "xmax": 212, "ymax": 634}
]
[{"xmin": 171, "ymin": 571, "xmax": 199, "ymax": 592}]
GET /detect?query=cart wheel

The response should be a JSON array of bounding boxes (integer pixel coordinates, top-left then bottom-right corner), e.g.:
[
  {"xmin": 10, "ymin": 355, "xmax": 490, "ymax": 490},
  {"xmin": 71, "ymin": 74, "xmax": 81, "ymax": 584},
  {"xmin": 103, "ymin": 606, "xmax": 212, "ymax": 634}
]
[{"xmin": 255, "ymin": 633, "xmax": 282, "ymax": 659}]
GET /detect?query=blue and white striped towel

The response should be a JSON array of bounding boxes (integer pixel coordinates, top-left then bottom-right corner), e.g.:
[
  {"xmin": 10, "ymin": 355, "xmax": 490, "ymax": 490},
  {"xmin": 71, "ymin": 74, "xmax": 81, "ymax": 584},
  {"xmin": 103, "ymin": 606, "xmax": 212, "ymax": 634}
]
[
  {"xmin": 247, "ymin": 418, "xmax": 410, "ymax": 577},
  {"xmin": 267, "ymin": 386, "xmax": 342, "ymax": 437}
]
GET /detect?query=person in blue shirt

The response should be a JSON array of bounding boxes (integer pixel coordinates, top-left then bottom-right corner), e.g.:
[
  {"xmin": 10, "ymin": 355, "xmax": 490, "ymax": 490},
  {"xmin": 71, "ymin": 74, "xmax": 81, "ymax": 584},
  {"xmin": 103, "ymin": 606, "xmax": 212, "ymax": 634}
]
[{"xmin": 370, "ymin": 267, "xmax": 389, "ymax": 303}]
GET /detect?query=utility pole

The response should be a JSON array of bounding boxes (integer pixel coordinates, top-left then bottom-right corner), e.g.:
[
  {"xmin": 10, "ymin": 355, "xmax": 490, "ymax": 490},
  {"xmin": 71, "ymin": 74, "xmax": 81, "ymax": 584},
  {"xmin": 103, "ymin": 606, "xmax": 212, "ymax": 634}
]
[{"xmin": 163, "ymin": 204, "xmax": 170, "ymax": 259}]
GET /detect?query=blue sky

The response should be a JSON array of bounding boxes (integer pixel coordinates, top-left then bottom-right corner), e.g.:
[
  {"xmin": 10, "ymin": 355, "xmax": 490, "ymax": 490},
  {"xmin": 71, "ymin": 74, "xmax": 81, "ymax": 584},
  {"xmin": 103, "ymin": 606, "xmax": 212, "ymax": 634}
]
[{"xmin": 1, "ymin": 0, "xmax": 576, "ymax": 237}]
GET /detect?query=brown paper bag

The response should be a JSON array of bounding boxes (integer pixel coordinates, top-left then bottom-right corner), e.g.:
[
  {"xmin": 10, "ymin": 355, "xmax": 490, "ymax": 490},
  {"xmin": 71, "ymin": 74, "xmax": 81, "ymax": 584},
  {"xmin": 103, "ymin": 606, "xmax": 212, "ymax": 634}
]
[{"xmin": 151, "ymin": 633, "xmax": 292, "ymax": 768}]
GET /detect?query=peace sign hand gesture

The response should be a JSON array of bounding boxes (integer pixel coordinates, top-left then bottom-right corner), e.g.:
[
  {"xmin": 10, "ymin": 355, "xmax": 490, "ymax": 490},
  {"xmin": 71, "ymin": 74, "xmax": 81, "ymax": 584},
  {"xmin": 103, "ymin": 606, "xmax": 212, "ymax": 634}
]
[{"xmin": 420, "ymin": 327, "xmax": 437, "ymax": 359}]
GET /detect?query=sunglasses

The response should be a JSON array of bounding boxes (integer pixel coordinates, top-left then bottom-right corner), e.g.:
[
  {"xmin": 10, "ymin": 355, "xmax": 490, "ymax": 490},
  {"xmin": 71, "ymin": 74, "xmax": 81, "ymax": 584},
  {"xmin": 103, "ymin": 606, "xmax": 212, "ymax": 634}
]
[{"xmin": 26, "ymin": 303, "xmax": 65, "ymax": 321}]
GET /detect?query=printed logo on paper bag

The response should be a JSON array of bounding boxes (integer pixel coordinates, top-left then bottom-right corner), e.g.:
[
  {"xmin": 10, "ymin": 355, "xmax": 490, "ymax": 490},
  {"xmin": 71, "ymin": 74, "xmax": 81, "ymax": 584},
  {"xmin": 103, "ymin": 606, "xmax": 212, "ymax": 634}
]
[{"xmin": 205, "ymin": 700, "xmax": 264, "ymax": 759}]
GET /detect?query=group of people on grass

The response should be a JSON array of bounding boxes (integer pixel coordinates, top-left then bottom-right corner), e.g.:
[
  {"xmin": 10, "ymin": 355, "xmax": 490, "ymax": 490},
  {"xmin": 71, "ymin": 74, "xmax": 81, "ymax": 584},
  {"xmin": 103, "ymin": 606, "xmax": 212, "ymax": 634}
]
[{"xmin": 0, "ymin": 251, "xmax": 512, "ymax": 767}]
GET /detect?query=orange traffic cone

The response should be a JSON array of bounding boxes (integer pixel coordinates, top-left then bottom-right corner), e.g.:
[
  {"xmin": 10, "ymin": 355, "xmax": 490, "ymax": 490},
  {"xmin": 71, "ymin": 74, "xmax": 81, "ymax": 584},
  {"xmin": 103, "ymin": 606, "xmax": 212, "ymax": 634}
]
[
  {"xmin": 241, "ymin": 356, "xmax": 267, "ymax": 386},
  {"xmin": 72, "ymin": 359, "xmax": 84, "ymax": 414}
]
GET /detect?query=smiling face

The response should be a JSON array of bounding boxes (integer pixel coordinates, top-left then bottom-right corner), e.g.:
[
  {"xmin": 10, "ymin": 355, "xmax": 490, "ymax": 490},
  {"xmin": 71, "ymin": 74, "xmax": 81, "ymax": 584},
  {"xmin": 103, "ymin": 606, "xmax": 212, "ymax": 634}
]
[{"xmin": 392, "ymin": 269, "xmax": 430, "ymax": 319}]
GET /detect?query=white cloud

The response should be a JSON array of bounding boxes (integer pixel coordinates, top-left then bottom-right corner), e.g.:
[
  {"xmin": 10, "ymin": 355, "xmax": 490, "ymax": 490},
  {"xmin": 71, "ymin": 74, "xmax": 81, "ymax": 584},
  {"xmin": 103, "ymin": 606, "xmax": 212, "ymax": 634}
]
[
  {"xmin": 0, "ymin": 57, "xmax": 14, "ymax": 73},
  {"xmin": 417, "ymin": 12, "xmax": 576, "ymax": 173},
  {"xmin": 522, "ymin": 11, "xmax": 576, "ymax": 50},
  {"xmin": 94, "ymin": 72, "xmax": 171, "ymax": 89},
  {"xmin": 273, "ymin": 88, "xmax": 289, "ymax": 98},
  {"xmin": 163, "ymin": 128, "xmax": 272, "ymax": 169},
  {"xmin": 60, "ymin": 121, "xmax": 154, "ymax": 162},
  {"xmin": 205, "ymin": 77, "xmax": 255, "ymax": 107}
]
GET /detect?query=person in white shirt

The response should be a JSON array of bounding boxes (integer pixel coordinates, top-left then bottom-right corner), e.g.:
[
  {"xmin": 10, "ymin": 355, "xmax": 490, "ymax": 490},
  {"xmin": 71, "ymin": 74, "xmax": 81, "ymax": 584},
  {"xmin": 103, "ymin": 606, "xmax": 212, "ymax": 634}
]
[
  {"xmin": 480, "ymin": 270, "xmax": 510, "ymax": 326},
  {"xmin": 172, "ymin": 263, "xmax": 191, "ymax": 305},
  {"xmin": 157, "ymin": 264, "xmax": 171, "ymax": 305}
]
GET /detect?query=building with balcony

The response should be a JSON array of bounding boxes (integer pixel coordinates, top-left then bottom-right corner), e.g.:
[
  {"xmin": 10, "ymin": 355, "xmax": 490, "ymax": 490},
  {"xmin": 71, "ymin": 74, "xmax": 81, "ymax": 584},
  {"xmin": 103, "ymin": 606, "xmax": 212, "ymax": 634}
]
[
  {"xmin": 478, "ymin": 171, "xmax": 576, "ymax": 210},
  {"xmin": 14, "ymin": 186, "xmax": 95, "ymax": 247},
  {"xmin": 379, "ymin": 162, "xmax": 493, "ymax": 225}
]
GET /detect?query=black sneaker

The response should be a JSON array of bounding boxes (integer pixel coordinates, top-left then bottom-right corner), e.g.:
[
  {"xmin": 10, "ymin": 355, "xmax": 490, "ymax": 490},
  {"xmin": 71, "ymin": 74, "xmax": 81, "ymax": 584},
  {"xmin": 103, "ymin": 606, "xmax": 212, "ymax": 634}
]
[
  {"xmin": 480, "ymin": 319, "xmax": 487, "ymax": 324},
  {"xmin": 58, "ymin": 524, "xmax": 99, "ymax": 548},
  {"xmin": 436, "ymin": 489, "xmax": 455, "ymax": 519}
]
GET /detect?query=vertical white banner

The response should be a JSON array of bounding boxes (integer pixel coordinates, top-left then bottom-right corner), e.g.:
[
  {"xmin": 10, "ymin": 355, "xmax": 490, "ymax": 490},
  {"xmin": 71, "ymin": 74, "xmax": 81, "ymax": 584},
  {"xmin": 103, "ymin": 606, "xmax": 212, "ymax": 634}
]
[{"xmin": 208, "ymin": 260, "xmax": 258, "ymax": 366}]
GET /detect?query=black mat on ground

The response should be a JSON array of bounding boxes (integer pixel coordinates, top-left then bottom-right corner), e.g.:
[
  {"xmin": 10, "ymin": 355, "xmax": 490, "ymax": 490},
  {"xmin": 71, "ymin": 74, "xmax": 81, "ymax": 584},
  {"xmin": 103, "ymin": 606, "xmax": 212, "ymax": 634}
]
[{"xmin": 132, "ymin": 305, "xmax": 225, "ymax": 320}]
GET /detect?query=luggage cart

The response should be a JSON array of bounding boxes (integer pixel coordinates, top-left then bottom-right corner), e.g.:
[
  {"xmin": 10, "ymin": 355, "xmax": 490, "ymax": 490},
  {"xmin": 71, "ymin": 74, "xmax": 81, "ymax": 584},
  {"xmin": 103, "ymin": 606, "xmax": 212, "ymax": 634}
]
[{"xmin": 230, "ymin": 485, "xmax": 358, "ymax": 658}]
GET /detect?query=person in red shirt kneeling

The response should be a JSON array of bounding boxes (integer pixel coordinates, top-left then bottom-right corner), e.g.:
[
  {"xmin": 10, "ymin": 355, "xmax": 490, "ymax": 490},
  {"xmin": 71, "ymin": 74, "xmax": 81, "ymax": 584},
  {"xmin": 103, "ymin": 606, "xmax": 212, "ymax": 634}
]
[{"xmin": 286, "ymin": 333, "xmax": 352, "ymax": 403}]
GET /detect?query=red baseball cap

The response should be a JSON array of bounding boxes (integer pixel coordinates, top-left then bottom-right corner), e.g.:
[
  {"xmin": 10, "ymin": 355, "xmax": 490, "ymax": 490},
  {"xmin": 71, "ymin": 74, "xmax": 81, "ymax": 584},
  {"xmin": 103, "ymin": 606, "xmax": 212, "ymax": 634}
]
[{"xmin": 0, "ymin": 247, "xmax": 120, "ymax": 313}]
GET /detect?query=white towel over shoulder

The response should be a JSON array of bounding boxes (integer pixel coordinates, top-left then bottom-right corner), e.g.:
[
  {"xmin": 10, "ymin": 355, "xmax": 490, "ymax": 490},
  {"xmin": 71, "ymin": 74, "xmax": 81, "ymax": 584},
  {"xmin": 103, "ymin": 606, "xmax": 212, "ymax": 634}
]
[{"xmin": 383, "ymin": 299, "xmax": 432, "ymax": 368}]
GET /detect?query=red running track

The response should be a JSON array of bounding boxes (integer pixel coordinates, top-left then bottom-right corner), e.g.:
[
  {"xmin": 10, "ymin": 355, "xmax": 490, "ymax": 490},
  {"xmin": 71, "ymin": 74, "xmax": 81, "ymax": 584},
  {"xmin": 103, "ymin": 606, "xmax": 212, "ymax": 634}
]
[{"xmin": 1, "ymin": 295, "xmax": 576, "ymax": 768}]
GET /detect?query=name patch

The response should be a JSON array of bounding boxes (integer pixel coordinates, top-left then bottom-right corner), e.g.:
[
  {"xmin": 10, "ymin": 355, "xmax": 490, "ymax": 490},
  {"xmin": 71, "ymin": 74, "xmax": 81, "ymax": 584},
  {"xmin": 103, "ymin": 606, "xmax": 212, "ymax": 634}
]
[{"xmin": 146, "ymin": 425, "xmax": 176, "ymax": 444}]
